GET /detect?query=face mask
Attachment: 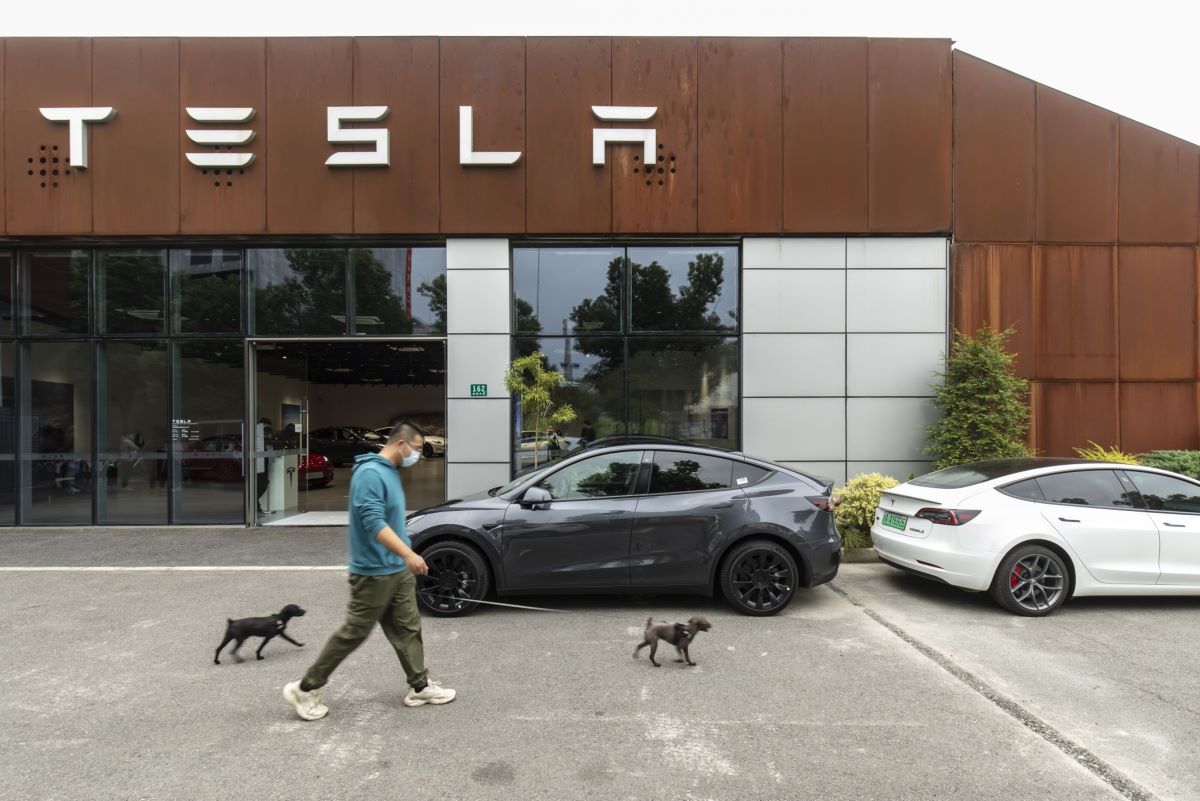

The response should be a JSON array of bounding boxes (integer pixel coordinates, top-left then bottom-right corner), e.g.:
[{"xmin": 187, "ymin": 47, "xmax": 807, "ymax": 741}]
[{"xmin": 401, "ymin": 448, "xmax": 421, "ymax": 468}]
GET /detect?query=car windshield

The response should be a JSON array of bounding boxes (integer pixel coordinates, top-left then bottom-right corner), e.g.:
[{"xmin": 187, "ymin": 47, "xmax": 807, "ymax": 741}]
[{"xmin": 910, "ymin": 458, "xmax": 1091, "ymax": 488}]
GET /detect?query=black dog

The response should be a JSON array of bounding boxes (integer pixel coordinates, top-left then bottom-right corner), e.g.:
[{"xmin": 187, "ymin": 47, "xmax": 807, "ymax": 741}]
[{"xmin": 214, "ymin": 604, "xmax": 306, "ymax": 665}]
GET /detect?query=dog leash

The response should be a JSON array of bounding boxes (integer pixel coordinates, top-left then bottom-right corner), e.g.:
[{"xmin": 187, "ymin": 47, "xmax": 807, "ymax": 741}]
[{"xmin": 421, "ymin": 592, "xmax": 677, "ymax": 622}]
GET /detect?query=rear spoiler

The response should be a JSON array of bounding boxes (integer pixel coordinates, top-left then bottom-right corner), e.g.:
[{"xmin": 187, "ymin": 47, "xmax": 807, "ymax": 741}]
[{"xmin": 880, "ymin": 489, "xmax": 943, "ymax": 506}]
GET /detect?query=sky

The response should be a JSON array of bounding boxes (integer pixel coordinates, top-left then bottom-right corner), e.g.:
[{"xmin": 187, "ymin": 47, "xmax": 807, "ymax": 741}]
[{"xmin": 4, "ymin": 0, "xmax": 1198, "ymax": 144}]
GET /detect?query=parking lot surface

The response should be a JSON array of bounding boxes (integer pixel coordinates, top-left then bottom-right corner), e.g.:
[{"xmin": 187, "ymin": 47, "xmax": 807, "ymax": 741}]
[{"xmin": 1, "ymin": 529, "xmax": 1195, "ymax": 801}]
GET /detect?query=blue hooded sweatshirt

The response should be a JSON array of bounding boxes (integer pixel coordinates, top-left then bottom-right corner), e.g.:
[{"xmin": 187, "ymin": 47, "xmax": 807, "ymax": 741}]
[{"xmin": 348, "ymin": 453, "xmax": 410, "ymax": 576}]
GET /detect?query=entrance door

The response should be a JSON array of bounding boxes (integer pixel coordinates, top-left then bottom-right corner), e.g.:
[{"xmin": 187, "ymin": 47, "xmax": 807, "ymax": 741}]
[{"xmin": 253, "ymin": 344, "xmax": 310, "ymax": 524}]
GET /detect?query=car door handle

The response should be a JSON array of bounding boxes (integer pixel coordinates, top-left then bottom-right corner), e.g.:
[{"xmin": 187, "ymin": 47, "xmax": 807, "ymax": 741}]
[
  {"xmin": 709, "ymin": 502, "xmax": 733, "ymax": 509},
  {"xmin": 1162, "ymin": 521, "xmax": 1186, "ymax": 528},
  {"xmin": 1058, "ymin": 516, "xmax": 1081, "ymax": 523}
]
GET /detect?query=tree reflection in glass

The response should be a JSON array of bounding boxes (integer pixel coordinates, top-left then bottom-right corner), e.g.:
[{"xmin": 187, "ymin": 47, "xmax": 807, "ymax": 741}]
[{"xmin": 250, "ymin": 248, "xmax": 348, "ymax": 336}]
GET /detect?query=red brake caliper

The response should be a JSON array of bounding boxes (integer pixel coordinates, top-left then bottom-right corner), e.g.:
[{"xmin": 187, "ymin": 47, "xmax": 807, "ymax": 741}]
[{"xmin": 1010, "ymin": 564, "xmax": 1024, "ymax": 589}]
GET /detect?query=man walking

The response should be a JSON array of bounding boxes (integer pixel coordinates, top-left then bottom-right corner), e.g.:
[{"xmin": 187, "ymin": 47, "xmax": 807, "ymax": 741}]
[{"xmin": 283, "ymin": 420, "xmax": 455, "ymax": 720}]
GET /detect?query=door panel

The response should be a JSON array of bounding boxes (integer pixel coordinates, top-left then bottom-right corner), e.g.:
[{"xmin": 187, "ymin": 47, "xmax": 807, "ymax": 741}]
[
  {"xmin": 1123, "ymin": 470, "xmax": 1200, "ymax": 586},
  {"xmin": 501, "ymin": 498, "xmax": 637, "ymax": 589},
  {"xmin": 1037, "ymin": 469, "xmax": 1158, "ymax": 584},
  {"xmin": 631, "ymin": 488, "xmax": 747, "ymax": 586}
]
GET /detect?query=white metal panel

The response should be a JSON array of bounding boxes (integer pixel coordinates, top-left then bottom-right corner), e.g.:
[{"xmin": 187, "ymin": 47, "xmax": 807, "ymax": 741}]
[
  {"xmin": 446, "ymin": 398, "xmax": 512, "ymax": 463},
  {"xmin": 846, "ymin": 237, "xmax": 947, "ymax": 270},
  {"xmin": 743, "ymin": 397, "xmax": 846, "ymax": 462},
  {"xmin": 846, "ymin": 461, "xmax": 935, "ymax": 483},
  {"xmin": 846, "ymin": 397, "xmax": 939, "ymax": 461},
  {"xmin": 447, "ymin": 335, "xmax": 511, "ymax": 399},
  {"xmin": 743, "ymin": 237, "xmax": 846, "ymax": 270},
  {"xmin": 847, "ymin": 334, "xmax": 944, "ymax": 397},
  {"xmin": 742, "ymin": 269, "xmax": 845, "ymax": 333},
  {"xmin": 743, "ymin": 334, "xmax": 844, "ymax": 397},
  {"xmin": 776, "ymin": 461, "xmax": 847, "ymax": 487},
  {"xmin": 446, "ymin": 462, "xmax": 512, "ymax": 499},
  {"xmin": 846, "ymin": 269, "xmax": 946, "ymax": 333},
  {"xmin": 446, "ymin": 238, "xmax": 510, "ymax": 270},
  {"xmin": 447, "ymin": 269, "xmax": 511, "ymax": 334}
]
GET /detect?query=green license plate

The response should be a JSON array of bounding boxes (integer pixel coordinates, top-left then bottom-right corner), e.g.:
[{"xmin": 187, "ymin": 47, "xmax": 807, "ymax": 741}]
[{"xmin": 881, "ymin": 511, "xmax": 907, "ymax": 531}]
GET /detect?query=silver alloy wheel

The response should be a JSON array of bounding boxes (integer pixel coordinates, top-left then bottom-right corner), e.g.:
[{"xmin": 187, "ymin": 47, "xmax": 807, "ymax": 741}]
[{"xmin": 1007, "ymin": 553, "xmax": 1066, "ymax": 613}]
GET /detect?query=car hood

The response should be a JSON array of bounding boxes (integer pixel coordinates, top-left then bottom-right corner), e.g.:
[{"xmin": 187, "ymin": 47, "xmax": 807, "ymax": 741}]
[{"xmin": 409, "ymin": 488, "xmax": 506, "ymax": 516}]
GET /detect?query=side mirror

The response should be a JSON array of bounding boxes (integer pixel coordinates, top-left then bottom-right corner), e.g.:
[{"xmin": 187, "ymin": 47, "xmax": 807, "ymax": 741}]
[{"xmin": 520, "ymin": 486, "xmax": 552, "ymax": 510}]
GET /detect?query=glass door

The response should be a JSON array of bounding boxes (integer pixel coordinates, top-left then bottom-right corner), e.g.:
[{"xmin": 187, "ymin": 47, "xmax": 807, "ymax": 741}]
[{"xmin": 252, "ymin": 343, "xmax": 309, "ymax": 524}]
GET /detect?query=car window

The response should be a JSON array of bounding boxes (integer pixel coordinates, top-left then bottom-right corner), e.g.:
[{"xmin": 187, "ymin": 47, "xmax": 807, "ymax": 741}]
[
  {"xmin": 1125, "ymin": 471, "xmax": 1200, "ymax": 514},
  {"xmin": 1000, "ymin": 478, "xmax": 1046, "ymax": 502},
  {"xmin": 1035, "ymin": 470, "xmax": 1138, "ymax": 509},
  {"xmin": 734, "ymin": 463, "xmax": 772, "ymax": 488},
  {"xmin": 312, "ymin": 428, "xmax": 331, "ymax": 439},
  {"xmin": 648, "ymin": 451, "xmax": 733, "ymax": 494},
  {"xmin": 536, "ymin": 451, "xmax": 644, "ymax": 500}
]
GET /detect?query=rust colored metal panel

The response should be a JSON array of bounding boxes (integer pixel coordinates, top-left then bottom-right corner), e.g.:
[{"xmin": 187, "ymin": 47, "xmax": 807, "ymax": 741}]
[
  {"xmin": 1120, "ymin": 383, "xmax": 1200, "ymax": 453},
  {"xmin": 92, "ymin": 39, "xmax": 179, "ymax": 235},
  {"xmin": 782, "ymin": 38, "xmax": 867, "ymax": 233},
  {"xmin": 1117, "ymin": 246, "xmax": 1197, "ymax": 380},
  {"xmin": 1036, "ymin": 86, "xmax": 1118, "ymax": 243},
  {"xmin": 266, "ymin": 38, "xmax": 353, "ymax": 234},
  {"xmin": 611, "ymin": 38, "xmax": 697, "ymax": 234},
  {"xmin": 353, "ymin": 37, "xmax": 439, "ymax": 234},
  {"xmin": 526, "ymin": 38, "xmax": 611, "ymax": 234},
  {"xmin": 1034, "ymin": 246, "xmax": 1117, "ymax": 380},
  {"xmin": 867, "ymin": 39, "xmax": 951, "ymax": 233},
  {"xmin": 1118, "ymin": 118, "xmax": 1200, "ymax": 244},
  {"xmin": 697, "ymin": 38, "xmax": 782, "ymax": 233},
  {"xmin": 4, "ymin": 38, "xmax": 93, "ymax": 235},
  {"xmin": 179, "ymin": 38, "xmax": 267, "ymax": 234},
  {"xmin": 952, "ymin": 52, "xmax": 1035, "ymax": 243},
  {"xmin": 439, "ymin": 38, "xmax": 526, "ymax": 234},
  {"xmin": 951, "ymin": 244, "xmax": 1035, "ymax": 378},
  {"xmin": 1032, "ymin": 381, "xmax": 1119, "ymax": 457}
]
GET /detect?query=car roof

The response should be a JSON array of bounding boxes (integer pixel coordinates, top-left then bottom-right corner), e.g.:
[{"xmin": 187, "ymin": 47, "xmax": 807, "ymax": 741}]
[{"xmin": 907, "ymin": 457, "xmax": 1187, "ymax": 491}]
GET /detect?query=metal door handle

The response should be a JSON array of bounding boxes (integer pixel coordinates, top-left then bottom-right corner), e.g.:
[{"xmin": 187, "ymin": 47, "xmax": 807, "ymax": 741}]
[
  {"xmin": 1058, "ymin": 517, "xmax": 1080, "ymax": 523},
  {"xmin": 1162, "ymin": 521, "xmax": 1185, "ymax": 528}
]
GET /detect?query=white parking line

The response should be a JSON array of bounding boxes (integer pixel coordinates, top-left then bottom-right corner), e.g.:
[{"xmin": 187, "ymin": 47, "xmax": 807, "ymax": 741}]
[{"xmin": 0, "ymin": 565, "xmax": 347, "ymax": 572}]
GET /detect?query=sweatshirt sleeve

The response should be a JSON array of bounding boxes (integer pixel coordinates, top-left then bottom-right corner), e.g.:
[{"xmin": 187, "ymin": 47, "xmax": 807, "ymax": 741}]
[{"xmin": 353, "ymin": 467, "xmax": 389, "ymax": 538}]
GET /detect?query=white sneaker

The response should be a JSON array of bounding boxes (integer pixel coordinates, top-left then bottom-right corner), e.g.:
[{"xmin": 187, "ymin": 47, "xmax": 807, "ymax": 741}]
[
  {"xmin": 283, "ymin": 680, "xmax": 329, "ymax": 720},
  {"xmin": 403, "ymin": 679, "xmax": 456, "ymax": 707}
]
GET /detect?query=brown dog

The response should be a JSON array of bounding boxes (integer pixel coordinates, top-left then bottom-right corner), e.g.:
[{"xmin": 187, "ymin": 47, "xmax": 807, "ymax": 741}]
[{"xmin": 633, "ymin": 615, "xmax": 712, "ymax": 667}]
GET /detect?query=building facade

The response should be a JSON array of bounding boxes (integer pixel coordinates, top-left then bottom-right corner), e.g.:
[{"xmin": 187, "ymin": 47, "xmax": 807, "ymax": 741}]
[{"xmin": 0, "ymin": 37, "xmax": 1196, "ymax": 526}]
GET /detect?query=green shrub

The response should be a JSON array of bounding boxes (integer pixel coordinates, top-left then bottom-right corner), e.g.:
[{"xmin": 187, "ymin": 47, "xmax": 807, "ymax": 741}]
[
  {"xmin": 834, "ymin": 473, "xmax": 899, "ymax": 549},
  {"xmin": 1073, "ymin": 441, "xmax": 1139, "ymax": 464},
  {"xmin": 925, "ymin": 324, "xmax": 1031, "ymax": 469},
  {"xmin": 1140, "ymin": 450, "xmax": 1200, "ymax": 480}
]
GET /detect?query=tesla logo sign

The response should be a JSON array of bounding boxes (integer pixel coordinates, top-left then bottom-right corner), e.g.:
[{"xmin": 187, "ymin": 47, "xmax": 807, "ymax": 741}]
[{"xmin": 36, "ymin": 103, "xmax": 660, "ymax": 172}]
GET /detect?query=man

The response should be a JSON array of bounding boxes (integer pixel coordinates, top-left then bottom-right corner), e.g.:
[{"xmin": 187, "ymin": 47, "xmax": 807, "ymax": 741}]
[{"xmin": 283, "ymin": 420, "xmax": 455, "ymax": 720}]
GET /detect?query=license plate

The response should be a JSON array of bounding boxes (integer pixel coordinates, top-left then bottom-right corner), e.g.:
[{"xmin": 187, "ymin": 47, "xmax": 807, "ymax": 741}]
[{"xmin": 881, "ymin": 511, "xmax": 907, "ymax": 531}]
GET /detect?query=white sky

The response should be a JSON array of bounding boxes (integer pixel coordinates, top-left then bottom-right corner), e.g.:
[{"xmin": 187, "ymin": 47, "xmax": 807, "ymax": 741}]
[{"xmin": 4, "ymin": 0, "xmax": 1198, "ymax": 144}]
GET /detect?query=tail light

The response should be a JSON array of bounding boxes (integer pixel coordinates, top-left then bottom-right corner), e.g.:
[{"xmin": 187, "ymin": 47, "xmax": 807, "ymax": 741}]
[
  {"xmin": 807, "ymin": 495, "xmax": 842, "ymax": 512},
  {"xmin": 915, "ymin": 507, "xmax": 981, "ymax": 526}
]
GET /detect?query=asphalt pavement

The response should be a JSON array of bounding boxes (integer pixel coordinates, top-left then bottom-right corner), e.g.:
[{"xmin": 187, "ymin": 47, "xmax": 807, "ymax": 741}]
[{"xmin": 1, "ymin": 528, "xmax": 1196, "ymax": 801}]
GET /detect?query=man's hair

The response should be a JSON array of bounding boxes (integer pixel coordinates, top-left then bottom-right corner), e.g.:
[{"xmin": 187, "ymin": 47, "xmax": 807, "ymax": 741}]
[{"xmin": 387, "ymin": 419, "xmax": 425, "ymax": 445}]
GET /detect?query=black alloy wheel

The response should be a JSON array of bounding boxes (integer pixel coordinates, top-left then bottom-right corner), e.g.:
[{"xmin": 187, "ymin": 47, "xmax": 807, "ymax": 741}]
[
  {"xmin": 720, "ymin": 539, "xmax": 799, "ymax": 616},
  {"xmin": 416, "ymin": 541, "xmax": 491, "ymax": 617},
  {"xmin": 990, "ymin": 544, "xmax": 1069, "ymax": 616}
]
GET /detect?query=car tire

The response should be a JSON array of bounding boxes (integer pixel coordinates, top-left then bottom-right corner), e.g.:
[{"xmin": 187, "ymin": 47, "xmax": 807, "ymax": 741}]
[
  {"xmin": 989, "ymin": 544, "xmax": 1070, "ymax": 616},
  {"xmin": 423, "ymin": 443, "xmax": 434, "ymax": 459},
  {"xmin": 309, "ymin": 480, "xmax": 331, "ymax": 489},
  {"xmin": 719, "ymin": 539, "xmax": 799, "ymax": 616},
  {"xmin": 416, "ymin": 540, "xmax": 491, "ymax": 617}
]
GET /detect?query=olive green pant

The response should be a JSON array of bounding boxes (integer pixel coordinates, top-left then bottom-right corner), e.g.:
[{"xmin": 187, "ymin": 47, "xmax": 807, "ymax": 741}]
[{"xmin": 302, "ymin": 570, "xmax": 428, "ymax": 691}]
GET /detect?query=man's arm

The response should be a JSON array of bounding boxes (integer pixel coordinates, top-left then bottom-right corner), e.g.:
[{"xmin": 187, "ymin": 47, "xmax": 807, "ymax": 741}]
[{"xmin": 375, "ymin": 526, "xmax": 428, "ymax": 575}]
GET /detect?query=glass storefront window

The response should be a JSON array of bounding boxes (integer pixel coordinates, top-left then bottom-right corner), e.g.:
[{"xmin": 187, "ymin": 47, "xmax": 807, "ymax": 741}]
[
  {"xmin": 630, "ymin": 246, "xmax": 738, "ymax": 333},
  {"xmin": 0, "ymin": 342, "xmax": 15, "ymax": 524},
  {"xmin": 350, "ymin": 247, "xmax": 447, "ymax": 335},
  {"xmin": 171, "ymin": 249, "xmax": 243, "ymax": 335},
  {"xmin": 20, "ymin": 341, "xmax": 93, "ymax": 524},
  {"xmin": 97, "ymin": 341, "xmax": 168, "ymax": 524},
  {"xmin": 98, "ymin": 249, "xmax": 167, "ymax": 335},
  {"xmin": 513, "ymin": 247, "xmax": 624, "ymax": 336},
  {"xmin": 0, "ymin": 254, "xmax": 13, "ymax": 335},
  {"xmin": 172, "ymin": 341, "xmax": 245, "ymax": 524},
  {"xmin": 627, "ymin": 337, "xmax": 739, "ymax": 449},
  {"xmin": 249, "ymin": 248, "xmax": 348, "ymax": 336},
  {"xmin": 21, "ymin": 251, "xmax": 90, "ymax": 335}
]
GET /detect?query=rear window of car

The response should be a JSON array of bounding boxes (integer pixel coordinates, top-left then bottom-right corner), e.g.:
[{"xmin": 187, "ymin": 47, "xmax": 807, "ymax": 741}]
[
  {"xmin": 1035, "ymin": 470, "xmax": 1139, "ymax": 509},
  {"xmin": 648, "ymin": 451, "xmax": 734, "ymax": 494},
  {"xmin": 910, "ymin": 458, "xmax": 1089, "ymax": 489}
]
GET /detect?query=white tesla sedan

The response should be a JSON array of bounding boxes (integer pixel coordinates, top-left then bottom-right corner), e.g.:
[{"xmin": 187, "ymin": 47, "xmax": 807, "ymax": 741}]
[{"xmin": 870, "ymin": 458, "xmax": 1200, "ymax": 616}]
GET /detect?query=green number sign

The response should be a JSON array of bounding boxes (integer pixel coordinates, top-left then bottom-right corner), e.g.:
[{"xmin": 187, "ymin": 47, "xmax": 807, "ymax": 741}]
[{"xmin": 470, "ymin": 384, "xmax": 488, "ymax": 397}]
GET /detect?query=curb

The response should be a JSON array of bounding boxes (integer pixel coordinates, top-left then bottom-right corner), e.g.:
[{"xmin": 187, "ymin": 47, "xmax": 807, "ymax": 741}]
[{"xmin": 842, "ymin": 547, "xmax": 880, "ymax": 564}]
